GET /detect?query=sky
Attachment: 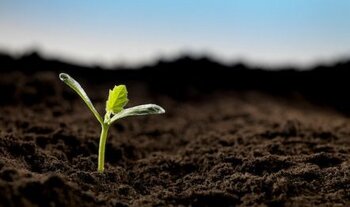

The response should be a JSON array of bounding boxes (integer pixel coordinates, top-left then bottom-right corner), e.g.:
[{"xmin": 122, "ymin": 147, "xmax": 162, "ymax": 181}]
[{"xmin": 0, "ymin": 0, "xmax": 350, "ymax": 68}]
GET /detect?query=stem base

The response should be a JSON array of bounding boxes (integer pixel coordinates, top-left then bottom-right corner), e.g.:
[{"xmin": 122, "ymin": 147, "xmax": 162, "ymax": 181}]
[{"xmin": 98, "ymin": 124, "xmax": 109, "ymax": 173}]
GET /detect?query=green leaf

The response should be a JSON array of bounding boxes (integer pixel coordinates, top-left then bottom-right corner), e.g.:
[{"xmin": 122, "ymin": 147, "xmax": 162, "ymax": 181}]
[
  {"xmin": 108, "ymin": 104, "xmax": 165, "ymax": 124},
  {"xmin": 106, "ymin": 85, "xmax": 129, "ymax": 114},
  {"xmin": 59, "ymin": 73, "xmax": 103, "ymax": 124}
]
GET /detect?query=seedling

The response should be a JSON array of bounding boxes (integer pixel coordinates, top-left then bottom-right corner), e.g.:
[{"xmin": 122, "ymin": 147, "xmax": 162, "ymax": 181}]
[{"xmin": 59, "ymin": 73, "xmax": 165, "ymax": 173}]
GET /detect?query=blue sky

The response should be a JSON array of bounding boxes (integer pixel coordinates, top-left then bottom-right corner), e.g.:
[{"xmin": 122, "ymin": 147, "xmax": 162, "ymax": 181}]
[{"xmin": 0, "ymin": 0, "xmax": 350, "ymax": 67}]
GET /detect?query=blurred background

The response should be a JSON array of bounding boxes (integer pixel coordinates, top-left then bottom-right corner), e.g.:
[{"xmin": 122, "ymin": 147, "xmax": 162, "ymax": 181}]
[{"xmin": 1, "ymin": 0, "xmax": 350, "ymax": 69}]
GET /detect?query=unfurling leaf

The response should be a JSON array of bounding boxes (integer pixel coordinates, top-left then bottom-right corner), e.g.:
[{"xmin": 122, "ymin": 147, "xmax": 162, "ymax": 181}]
[{"xmin": 106, "ymin": 85, "xmax": 129, "ymax": 114}]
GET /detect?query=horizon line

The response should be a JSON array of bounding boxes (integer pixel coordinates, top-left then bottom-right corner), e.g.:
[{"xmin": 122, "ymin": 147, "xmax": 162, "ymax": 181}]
[{"xmin": 1, "ymin": 47, "xmax": 349, "ymax": 71}]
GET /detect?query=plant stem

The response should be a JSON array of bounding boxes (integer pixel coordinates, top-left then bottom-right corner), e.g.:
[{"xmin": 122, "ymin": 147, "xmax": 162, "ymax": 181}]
[{"xmin": 98, "ymin": 123, "xmax": 109, "ymax": 173}]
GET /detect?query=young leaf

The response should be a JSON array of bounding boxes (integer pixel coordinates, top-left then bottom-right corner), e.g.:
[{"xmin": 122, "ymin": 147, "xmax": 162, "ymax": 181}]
[
  {"xmin": 106, "ymin": 85, "xmax": 129, "ymax": 114},
  {"xmin": 59, "ymin": 73, "xmax": 103, "ymax": 124},
  {"xmin": 109, "ymin": 104, "xmax": 165, "ymax": 124}
]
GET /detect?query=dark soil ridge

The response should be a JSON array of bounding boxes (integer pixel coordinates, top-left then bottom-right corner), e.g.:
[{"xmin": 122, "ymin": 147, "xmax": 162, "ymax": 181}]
[
  {"xmin": 1, "ymin": 51, "xmax": 350, "ymax": 114},
  {"xmin": 1, "ymin": 53, "xmax": 350, "ymax": 206}
]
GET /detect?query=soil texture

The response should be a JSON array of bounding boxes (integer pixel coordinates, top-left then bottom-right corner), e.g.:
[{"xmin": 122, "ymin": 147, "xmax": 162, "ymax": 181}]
[{"xmin": 1, "ymin": 67, "xmax": 350, "ymax": 206}]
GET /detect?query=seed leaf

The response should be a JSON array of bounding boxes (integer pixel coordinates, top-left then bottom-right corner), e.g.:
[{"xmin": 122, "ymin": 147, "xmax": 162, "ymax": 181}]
[
  {"xmin": 59, "ymin": 73, "xmax": 103, "ymax": 124},
  {"xmin": 106, "ymin": 85, "xmax": 129, "ymax": 114},
  {"xmin": 109, "ymin": 104, "xmax": 165, "ymax": 124}
]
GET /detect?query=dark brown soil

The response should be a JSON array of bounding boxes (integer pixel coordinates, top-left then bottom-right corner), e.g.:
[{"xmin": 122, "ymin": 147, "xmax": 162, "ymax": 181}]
[{"xmin": 1, "ymin": 70, "xmax": 350, "ymax": 207}]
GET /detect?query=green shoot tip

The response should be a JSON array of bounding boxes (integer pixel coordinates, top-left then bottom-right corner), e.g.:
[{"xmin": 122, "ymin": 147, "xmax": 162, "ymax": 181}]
[{"xmin": 59, "ymin": 73, "xmax": 70, "ymax": 82}]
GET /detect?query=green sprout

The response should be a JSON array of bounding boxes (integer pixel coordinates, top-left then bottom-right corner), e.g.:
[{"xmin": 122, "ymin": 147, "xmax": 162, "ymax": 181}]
[{"xmin": 59, "ymin": 73, "xmax": 165, "ymax": 173}]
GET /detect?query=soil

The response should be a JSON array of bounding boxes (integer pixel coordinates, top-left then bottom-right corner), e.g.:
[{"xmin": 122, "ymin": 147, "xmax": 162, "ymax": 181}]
[{"xmin": 2, "ymin": 67, "xmax": 350, "ymax": 206}]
